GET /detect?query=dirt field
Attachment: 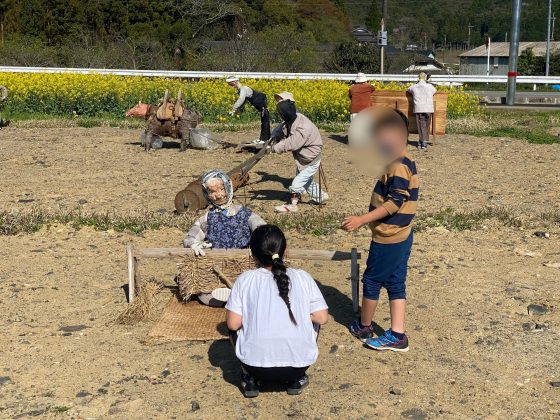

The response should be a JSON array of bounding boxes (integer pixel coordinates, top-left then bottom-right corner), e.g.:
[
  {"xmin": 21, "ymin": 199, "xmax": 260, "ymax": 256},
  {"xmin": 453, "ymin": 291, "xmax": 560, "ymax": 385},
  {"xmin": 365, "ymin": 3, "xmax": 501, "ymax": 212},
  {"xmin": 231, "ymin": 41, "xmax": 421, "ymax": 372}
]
[{"xmin": 1, "ymin": 126, "xmax": 559, "ymax": 419}]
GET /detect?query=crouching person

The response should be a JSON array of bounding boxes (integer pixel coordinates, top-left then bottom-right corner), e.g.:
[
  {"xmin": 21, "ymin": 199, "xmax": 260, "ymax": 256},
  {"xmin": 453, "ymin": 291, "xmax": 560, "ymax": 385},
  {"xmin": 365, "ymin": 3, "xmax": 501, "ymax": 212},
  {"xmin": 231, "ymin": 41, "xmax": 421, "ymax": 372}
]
[
  {"xmin": 270, "ymin": 92, "xmax": 329, "ymax": 213},
  {"xmin": 182, "ymin": 169, "xmax": 266, "ymax": 306},
  {"xmin": 226, "ymin": 225, "xmax": 329, "ymax": 397}
]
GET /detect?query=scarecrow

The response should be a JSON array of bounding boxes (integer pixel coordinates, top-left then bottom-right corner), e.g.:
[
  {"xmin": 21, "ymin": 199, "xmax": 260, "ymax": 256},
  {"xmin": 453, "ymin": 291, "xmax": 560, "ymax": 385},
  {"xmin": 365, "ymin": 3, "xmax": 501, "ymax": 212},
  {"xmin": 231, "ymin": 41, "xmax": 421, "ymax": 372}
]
[
  {"xmin": 182, "ymin": 170, "xmax": 266, "ymax": 306},
  {"xmin": 226, "ymin": 76, "xmax": 271, "ymax": 145}
]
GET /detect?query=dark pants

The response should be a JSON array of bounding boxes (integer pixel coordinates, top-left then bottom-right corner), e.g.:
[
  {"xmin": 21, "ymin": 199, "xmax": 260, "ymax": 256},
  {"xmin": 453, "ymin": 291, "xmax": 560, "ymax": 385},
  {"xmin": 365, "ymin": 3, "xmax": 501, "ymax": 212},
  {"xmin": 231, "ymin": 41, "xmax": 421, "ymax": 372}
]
[
  {"xmin": 241, "ymin": 364, "xmax": 308, "ymax": 385},
  {"xmin": 229, "ymin": 329, "xmax": 313, "ymax": 385},
  {"xmin": 415, "ymin": 113, "xmax": 432, "ymax": 146},
  {"xmin": 362, "ymin": 232, "xmax": 413, "ymax": 301},
  {"xmin": 248, "ymin": 91, "xmax": 271, "ymax": 141}
]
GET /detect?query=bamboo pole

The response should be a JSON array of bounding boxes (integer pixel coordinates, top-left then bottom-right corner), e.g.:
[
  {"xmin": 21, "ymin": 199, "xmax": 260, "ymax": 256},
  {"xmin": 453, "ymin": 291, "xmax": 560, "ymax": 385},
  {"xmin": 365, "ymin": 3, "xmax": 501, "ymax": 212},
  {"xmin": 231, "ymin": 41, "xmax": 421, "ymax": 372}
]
[
  {"xmin": 127, "ymin": 244, "xmax": 136, "ymax": 303},
  {"xmin": 132, "ymin": 247, "xmax": 360, "ymax": 261}
]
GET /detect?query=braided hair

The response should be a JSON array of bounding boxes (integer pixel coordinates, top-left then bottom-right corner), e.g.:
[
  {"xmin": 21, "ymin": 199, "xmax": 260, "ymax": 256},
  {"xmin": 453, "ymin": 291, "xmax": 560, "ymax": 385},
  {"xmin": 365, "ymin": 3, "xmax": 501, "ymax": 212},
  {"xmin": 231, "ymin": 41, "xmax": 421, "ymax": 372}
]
[{"xmin": 250, "ymin": 225, "xmax": 297, "ymax": 325}]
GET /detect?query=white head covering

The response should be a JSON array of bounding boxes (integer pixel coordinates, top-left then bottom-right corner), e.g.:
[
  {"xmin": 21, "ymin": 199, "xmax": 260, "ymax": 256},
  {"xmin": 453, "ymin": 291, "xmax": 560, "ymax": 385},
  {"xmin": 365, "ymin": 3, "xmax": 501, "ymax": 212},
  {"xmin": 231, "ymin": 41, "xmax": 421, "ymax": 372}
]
[
  {"xmin": 201, "ymin": 169, "xmax": 234, "ymax": 210},
  {"xmin": 274, "ymin": 91, "xmax": 295, "ymax": 103},
  {"xmin": 355, "ymin": 72, "xmax": 367, "ymax": 83},
  {"xmin": 226, "ymin": 76, "xmax": 240, "ymax": 83},
  {"xmin": 418, "ymin": 72, "xmax": 427, "ymax": 81}
]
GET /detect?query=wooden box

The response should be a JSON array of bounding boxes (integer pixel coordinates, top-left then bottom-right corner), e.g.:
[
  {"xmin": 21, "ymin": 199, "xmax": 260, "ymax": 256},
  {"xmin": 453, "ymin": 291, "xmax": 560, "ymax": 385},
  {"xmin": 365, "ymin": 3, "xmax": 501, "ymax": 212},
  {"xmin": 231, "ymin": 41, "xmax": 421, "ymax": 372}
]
[{"xmin": 370, "ymin": 90, "xmax": 448, "ymax": 135}]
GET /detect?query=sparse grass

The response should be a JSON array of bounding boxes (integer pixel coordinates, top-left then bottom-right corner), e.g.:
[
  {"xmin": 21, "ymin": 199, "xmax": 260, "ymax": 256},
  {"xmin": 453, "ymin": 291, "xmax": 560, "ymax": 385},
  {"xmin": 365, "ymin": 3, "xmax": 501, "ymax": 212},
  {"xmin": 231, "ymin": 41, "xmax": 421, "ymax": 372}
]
[
  {"xmin": 1, "ymin": 206, "xmax": 552, "ymax": 239},
  {"xmin": 414, "ymin": 207, "xmax": 523, "ymax": 232},
  {"xmin": 51, "ymin": 406, "xmax": 71, "ymax": 413},
  {"xmin": 0, "ymin": 208, "xmax": 197, "ymax": 236},
  {"xmin": 4, "ymin": 113, "xmax": 347, "ymax": 133},
  {"xmin": 448, "ymin": 110, "xmax": 560, "ymax": 144},
  {"xmin": 541, "ymin": 210, "xmax": 560, "ymax": 224},
  {"xmin": 272, "ymin": 211, "xmax": 345, "ymax": 236}
]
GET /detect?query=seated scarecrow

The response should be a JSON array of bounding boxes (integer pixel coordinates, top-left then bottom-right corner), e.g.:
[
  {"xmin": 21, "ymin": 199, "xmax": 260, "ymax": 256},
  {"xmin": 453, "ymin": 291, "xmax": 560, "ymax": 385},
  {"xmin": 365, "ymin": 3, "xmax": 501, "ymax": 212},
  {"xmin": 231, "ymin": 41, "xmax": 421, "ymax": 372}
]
[{"xmin": 182, "ymin": 169, "xmax": 266, "ymax": 306}]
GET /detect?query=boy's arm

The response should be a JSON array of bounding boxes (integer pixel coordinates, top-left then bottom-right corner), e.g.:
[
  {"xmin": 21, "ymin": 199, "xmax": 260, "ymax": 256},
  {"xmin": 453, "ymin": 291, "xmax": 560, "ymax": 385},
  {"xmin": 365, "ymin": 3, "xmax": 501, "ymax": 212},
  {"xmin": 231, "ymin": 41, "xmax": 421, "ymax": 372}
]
[
  {"xmin": 342, "ymin": 164, "xmax": 411, "ymax": 232},
  {"xmin": 342, "ymin": 206, "xmax": 389, "ymax": 232}
]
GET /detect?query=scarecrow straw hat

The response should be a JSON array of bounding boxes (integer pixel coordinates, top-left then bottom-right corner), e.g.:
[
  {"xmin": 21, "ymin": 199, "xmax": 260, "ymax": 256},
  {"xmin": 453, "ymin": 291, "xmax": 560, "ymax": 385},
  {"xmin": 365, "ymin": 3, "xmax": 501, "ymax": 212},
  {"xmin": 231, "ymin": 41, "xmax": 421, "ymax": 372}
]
[
  {"xmin": 274, "ymin": 91, "xmax": 295, "ymax": 103},
  {"xmin": 355, "ymin": 72, "xmax": 367, "ymax": 83}
]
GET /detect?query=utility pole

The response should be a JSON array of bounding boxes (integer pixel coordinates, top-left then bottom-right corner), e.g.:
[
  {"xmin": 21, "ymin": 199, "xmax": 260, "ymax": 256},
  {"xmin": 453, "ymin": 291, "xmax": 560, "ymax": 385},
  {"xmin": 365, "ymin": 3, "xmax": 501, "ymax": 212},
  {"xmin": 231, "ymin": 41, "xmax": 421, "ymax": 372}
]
[
  {"xmin": 546, "ymin": 0, "xmax": 552, "ymax": 77},
  {"xmin": 486, "ymin": 36, "xmax": 491, "ymax": 79},
  {"xmin": 380, "ymin": 0, "xmax": 388, "ymax": 75},
  {"xmin": 553, "ymin": 14, "xmax": 556, "ymax": 41},
  {"xmin": 468, "ymin": 23, "xmax": 474, "ymax": 49},
  {"xmin": 506, "ymin": 0, "xmax": 522, "ymax": 106}
]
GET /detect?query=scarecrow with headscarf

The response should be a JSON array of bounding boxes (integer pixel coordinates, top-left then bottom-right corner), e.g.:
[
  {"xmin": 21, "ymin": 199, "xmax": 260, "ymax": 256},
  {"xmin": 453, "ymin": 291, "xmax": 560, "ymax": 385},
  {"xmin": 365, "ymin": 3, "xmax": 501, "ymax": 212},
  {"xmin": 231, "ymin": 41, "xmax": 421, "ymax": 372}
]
[
  {"xmin": 270, "ymin": 92, "xmax": 329, "ymax": 213},
  {"xmin": 182, "ymin": 169, "xmax": 266, "ymax": 305}
]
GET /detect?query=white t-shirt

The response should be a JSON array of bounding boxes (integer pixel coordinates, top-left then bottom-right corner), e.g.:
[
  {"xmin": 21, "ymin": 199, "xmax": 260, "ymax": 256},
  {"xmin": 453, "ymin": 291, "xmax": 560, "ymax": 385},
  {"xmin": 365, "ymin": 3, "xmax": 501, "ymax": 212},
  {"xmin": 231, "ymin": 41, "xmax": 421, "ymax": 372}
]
[
  {"xmin": 225, "ymin": 267, "xmax": 328, "ymax": 368},
  {"xmin": 407, "ymin": 81, "xmax": 437, "ymax": 113}
]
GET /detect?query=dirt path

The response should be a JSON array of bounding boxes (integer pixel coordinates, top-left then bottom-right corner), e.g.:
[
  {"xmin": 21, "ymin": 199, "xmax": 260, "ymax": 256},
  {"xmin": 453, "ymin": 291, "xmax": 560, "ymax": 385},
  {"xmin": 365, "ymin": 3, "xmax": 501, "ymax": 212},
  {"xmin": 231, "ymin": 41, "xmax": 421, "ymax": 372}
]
[
  {"xmin": 1, "ymin": 127, "xmax": 559, "ymax": 217},
  {"xmin": 0, "ymin": 127, "xmax": 559, "ymax": 418}
]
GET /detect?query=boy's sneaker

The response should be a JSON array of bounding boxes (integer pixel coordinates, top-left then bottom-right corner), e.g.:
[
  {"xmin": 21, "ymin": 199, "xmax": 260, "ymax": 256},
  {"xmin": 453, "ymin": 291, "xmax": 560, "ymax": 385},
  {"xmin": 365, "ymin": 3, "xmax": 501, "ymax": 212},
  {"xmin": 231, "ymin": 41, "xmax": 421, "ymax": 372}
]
[
  {"xmin": 349, "ymin": 319, "xmax": 375, "ymax": 341},
  {"xmin": 287, "ymin": 375, "xmax": 309, "ymax": 395},
  {"xmin": 365, "ymin": 329, "xmax": 409, "ymax": 352},
  {"xmin": 240, "ymin": 373, "xmax": 259, "ymax": 398}
]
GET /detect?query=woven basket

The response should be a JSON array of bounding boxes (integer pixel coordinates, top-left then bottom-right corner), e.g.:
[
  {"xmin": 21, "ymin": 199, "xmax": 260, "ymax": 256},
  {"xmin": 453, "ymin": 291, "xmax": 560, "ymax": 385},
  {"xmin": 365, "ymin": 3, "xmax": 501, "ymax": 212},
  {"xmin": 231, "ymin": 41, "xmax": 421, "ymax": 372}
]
[{"xmin": 175, "ymin": 255, "xmax": 255, "ymax": 302}]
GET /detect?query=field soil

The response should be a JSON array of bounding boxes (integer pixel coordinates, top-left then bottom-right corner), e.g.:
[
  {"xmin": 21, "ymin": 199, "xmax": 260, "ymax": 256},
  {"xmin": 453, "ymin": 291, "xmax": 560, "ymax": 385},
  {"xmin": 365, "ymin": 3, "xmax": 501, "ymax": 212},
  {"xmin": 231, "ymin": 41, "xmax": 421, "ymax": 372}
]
[{"xmin": 1, "ymin": 127, "xmax": 559, "ymax": 419}]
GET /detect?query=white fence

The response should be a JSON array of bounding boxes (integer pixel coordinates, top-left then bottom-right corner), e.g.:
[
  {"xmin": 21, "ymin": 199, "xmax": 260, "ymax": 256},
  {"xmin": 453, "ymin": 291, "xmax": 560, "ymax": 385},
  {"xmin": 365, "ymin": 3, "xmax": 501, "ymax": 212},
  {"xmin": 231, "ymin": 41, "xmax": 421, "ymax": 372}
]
[{"xmin": 1, "ymin": 66, "xmax": 560, "ymax": 84}]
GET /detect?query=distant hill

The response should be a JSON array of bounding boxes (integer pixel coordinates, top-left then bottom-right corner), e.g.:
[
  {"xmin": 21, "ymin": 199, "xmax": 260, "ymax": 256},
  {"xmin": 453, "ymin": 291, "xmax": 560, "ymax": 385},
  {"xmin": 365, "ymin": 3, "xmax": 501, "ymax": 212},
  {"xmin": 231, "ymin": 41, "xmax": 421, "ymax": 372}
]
[{"xmin": 343, "ymin": 0, "xmax": 559, "ymax": 49}]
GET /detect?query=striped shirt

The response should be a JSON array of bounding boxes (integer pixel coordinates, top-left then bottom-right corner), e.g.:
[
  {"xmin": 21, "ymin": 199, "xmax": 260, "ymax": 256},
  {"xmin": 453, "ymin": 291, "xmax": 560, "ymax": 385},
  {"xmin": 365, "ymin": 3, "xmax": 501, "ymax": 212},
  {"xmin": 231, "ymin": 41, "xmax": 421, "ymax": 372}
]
[{"xmin": 369, "ymin": 153, "xmax": 419, "ymax": 244}]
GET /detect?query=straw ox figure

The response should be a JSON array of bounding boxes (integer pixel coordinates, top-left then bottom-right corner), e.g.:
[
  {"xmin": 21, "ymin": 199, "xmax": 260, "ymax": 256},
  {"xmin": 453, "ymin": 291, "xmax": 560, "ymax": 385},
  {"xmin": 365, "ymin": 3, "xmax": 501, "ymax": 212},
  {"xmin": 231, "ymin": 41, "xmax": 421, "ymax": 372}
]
[{"xmin": 126, "ymin": 90, "xmax": 201, "ymax": 152}]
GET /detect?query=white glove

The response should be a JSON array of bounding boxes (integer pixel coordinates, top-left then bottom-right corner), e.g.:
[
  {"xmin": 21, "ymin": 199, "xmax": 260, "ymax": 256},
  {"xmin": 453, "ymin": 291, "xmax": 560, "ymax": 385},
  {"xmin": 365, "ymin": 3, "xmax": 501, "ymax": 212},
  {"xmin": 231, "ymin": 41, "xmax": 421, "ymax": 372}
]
[
  {"xmin": 228, "ymin": 110, "xmax": 236, "ymax": 116},
  {"xmin": 191, "ymin": 242, "xmax": 212, "ymax": 256}
]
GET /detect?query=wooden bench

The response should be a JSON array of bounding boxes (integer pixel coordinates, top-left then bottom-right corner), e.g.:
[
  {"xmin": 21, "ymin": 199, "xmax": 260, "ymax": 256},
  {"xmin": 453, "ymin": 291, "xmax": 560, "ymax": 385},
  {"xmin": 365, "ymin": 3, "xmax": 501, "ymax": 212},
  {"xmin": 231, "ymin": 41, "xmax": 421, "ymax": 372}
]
[{"xmin": 127, "ymin": 245, "xmax": 362, "ymax": 313}]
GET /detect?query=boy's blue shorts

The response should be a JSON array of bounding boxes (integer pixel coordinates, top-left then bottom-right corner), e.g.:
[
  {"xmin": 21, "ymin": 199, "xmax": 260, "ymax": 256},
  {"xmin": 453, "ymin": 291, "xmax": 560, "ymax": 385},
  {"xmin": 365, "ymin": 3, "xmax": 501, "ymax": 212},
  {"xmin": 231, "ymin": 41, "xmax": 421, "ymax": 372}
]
[{"xmin": 362, "ymin": 232, "xmax": 413, "ymax": 301}]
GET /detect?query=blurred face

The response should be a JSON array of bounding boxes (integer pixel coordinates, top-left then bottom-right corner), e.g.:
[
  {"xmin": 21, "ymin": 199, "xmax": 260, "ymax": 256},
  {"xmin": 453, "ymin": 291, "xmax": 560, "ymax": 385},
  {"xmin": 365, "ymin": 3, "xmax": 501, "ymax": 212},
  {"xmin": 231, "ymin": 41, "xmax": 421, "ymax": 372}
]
[
  {"xmin": 227, "ymin": 81, "xmax": 239, "ymax": 89},
  {"xmin": 348, "ymin": 108, "xmax": 408, "ymax": 177},
  {"xmin": 375, "ymin": 124, "xmax": 408, "ymax": 160},
  {"xmin": 205, "ymin": 178, "xmax": 228, "ymax": 206}
]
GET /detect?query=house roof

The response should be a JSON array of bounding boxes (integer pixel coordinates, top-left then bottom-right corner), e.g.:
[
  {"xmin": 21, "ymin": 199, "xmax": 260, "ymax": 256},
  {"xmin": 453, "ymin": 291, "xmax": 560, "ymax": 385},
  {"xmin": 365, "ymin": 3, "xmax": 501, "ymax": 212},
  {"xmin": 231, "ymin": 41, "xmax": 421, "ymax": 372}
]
[
  {"xmin": 403, "ymin": 63, "xmax": 450, "ymax": 74},
  {"xmin": 459, "ymin": 41, "xmax": 560, "ymax": 57}
]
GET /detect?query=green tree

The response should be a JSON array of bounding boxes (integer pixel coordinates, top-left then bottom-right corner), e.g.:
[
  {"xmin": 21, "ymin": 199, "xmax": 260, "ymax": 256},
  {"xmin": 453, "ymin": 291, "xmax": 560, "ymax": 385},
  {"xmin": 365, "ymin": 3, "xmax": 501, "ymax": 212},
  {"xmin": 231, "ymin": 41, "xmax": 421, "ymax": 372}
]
[
  {"xmin": 19, "ymin": 0, "xmax": 46, "ymax": 39},
  {"xmin": 365, "ymin": 1, "xmax": 381, "ymax": 32},
  {"xmin": 325, "ymin": 40, "xmax": 379, "ymax": 73},
  {"xmin": 518, "ymin": 48, "xmax": 545, "ymax": 76}
]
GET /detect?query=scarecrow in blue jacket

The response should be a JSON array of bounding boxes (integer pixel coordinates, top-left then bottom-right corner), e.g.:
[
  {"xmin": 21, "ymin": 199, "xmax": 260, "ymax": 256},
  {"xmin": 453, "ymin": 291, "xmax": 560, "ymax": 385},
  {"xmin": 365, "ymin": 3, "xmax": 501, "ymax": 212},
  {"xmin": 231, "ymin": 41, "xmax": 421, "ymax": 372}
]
[{"xmin": 183, "ymin": 169, "xmax": 266, "ymax": 306}]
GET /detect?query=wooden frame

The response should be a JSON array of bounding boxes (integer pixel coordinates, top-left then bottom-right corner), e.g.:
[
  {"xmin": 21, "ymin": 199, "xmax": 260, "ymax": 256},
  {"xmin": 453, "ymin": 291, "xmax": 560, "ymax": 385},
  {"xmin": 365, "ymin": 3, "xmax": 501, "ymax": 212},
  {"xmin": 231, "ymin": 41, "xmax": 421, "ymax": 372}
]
[{"xmin": 126, "ymin": 244, "xmax": 362, "ymax": 313}]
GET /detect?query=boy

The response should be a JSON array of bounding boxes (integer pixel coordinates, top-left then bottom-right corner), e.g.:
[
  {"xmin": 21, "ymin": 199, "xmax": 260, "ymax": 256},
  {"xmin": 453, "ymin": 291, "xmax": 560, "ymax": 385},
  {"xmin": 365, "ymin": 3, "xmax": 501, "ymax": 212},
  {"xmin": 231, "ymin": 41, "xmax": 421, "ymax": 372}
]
[{"xmin": 342, "ymin": 109, "xmax": 418, "ymax": 352}]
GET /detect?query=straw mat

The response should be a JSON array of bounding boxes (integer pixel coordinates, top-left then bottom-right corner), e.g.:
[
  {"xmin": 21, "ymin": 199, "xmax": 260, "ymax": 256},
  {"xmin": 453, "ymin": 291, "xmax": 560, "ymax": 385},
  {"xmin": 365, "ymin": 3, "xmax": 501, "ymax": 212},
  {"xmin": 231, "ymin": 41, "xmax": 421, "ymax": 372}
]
[{"xmin": 145, "ymin": 295, "xmax": 228, "ymax": 344}]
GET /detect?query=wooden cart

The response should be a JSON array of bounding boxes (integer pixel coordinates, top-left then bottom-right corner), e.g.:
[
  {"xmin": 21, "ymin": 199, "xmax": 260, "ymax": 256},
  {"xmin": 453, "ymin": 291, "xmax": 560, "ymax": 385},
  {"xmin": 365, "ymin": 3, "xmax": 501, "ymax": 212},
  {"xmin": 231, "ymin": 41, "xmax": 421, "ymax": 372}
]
[{"xmin": 371, "ymin": 90, "xmax": 448, "ymax": 138}]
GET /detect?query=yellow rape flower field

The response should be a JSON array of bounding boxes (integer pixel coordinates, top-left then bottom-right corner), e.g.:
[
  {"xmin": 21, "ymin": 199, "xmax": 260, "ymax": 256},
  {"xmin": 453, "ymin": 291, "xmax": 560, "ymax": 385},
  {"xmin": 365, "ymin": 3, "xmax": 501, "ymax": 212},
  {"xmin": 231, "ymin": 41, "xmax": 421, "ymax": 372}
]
[{"xmin": 0, "ymin": 73, "xmax": 480, "ymax": 123}]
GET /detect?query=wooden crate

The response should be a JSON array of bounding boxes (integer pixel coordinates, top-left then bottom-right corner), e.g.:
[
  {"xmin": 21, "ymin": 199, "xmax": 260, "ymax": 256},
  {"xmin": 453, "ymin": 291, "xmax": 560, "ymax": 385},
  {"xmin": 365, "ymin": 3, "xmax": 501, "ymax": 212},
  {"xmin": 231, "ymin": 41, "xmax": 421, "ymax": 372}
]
[{"xmin": 370, "ymin": 90, "xmax": 448, "ymax": 135}]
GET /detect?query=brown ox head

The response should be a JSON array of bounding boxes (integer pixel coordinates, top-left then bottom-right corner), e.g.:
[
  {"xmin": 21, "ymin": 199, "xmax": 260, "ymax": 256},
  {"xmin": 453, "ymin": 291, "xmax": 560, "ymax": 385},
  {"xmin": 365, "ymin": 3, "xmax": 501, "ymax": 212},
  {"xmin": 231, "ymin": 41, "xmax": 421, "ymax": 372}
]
[{"xmin": 126, "ymin": 101, "xmax": 150, "ymax": 118}]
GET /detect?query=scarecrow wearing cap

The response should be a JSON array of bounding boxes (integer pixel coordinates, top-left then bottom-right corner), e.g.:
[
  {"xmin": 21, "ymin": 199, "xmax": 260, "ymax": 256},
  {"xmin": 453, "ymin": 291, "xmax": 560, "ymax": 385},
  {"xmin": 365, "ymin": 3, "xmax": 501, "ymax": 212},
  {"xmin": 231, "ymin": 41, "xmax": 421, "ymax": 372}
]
[
  {"xmin": 349, "ymin": 72, "xmax": 376, "ymax": 121},
  {"xmin": 269, "ymin": 92, "xmax": 329, "ymax": 213},
  {"xmin": 226, "ymin": 76, "xmax": 271, "ymax": 144},
  {"xmin": 183, "ymin": 169, "xmax": 266, "ymax": 306}
]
